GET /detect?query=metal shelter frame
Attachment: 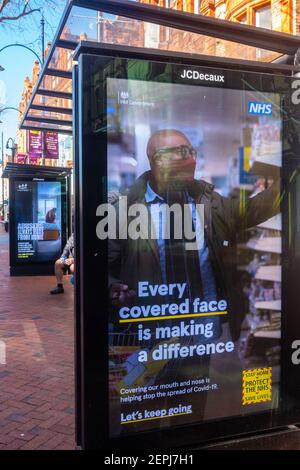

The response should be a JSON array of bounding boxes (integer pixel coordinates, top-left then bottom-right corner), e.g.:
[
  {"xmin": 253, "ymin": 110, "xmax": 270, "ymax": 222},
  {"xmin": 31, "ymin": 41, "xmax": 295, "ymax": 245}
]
[{"xmin": 20, "ymin": 0, "xmax": 300, "ymax": 136}]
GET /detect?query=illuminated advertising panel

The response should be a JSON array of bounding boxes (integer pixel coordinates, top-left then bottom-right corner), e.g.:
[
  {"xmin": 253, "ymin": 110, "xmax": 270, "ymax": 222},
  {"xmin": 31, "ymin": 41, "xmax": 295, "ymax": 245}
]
[
  {"xmin": 9, "ymin": 176, "xmax": 69, "ymax": 276},
  {"xmin": 76, "ymin": 51, "xmax": 300, "ymax": 449},
  {"xmin": 106, "ymin": 77, "xmax": 282, "ymax": 436},
  {"xmin": 14, "ymin": 180, "xmax": 63, "ymax": 263}
]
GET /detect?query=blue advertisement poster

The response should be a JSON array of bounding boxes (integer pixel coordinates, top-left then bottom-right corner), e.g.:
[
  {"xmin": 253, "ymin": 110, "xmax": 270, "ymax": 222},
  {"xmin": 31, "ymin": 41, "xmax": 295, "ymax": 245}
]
[{"xmin": 15, "ymin": 180, "xmax": 62, "ymax": 263}]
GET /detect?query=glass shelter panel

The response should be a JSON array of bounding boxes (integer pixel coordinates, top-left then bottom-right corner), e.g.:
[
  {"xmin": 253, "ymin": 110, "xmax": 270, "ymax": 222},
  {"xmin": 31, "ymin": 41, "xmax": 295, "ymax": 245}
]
[
  {"xmin": 32, "ymin": 94, "xmax": 73, "ymax": 110},
  {"xmin": 48, "ymin": 47, "xmax": 74, "ymax": 72},
  {"xmin": 61, "ymin": 5, "xmax": 279, "ymax": 62},
  {"xmin": 23, "ymin": 120, "xmax": 72, "ymax": 133},
  {"xmin": 27, "ymin": 109, "xmax": 72, "ymax": 122},
  {"xmin": 40, "ymin": 75, "xmax": 72, "ymax": 95}
]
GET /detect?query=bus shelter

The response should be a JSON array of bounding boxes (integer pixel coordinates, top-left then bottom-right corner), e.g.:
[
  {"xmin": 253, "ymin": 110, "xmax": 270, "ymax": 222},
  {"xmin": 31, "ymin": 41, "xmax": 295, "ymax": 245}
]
[{"xmin": 20, "ymin": 0, "xmax": 300, "ymax": 451}]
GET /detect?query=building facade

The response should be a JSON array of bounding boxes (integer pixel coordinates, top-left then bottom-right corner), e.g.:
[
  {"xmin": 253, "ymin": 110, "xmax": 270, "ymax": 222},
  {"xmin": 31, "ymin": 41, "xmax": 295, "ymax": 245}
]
[
  {"xmin": 141, "ymin": 0, "xmax": 295, "ymax": 34},
  {"xmin": 17, "ymin": 0, "xmax": 299, "ymax": 167},
  {"xmin": 17, "ymin": 42, "xmax": 73, "ymax": 168},
  {"xmin": 138, "ymin": 0, "xmax": 298, "ymax": 60}
]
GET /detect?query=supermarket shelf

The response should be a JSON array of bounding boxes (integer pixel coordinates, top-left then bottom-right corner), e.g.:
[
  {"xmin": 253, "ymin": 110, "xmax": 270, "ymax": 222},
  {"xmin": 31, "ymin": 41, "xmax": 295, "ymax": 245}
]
[
  {"xmin": 253, "ymin": 330, "xmax": 281, "ymax": 339},
  {"xmin": 230, "ymin": 184, "xmax": 254, "ymax": 192},
  {"xmin": 255, "ymin": 265, "xmax": 281, "ymax": 282},
  {"xmin": 250, "ymin": 161, "xmax": 280, "ymax": 178},
  {"xmin": 247, "ymin": 237, "xmax": 281, "ymax": 254},
  {"xmin": 237, "ymin": 243, "xmax": 249, "ymax": 250},
  {"xmin": 237, "ymin": 265, "xmax": 248, "ymax": 272},
  {"xmin": 255, "ymin": 300, "xmax": 281, "ymax": 311},
  {"xmin": 257, "ymin": 214, "xmax": 282, "ymax": 231}
]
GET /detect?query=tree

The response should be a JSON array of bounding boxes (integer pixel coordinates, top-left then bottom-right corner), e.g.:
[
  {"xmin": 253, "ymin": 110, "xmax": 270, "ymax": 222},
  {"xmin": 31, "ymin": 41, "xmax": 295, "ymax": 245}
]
[
  {"xmin": 0, "ymin": 0, "xmax": 58, "ymax": 25},
  {"xmin": 0, "ymin": 1, "xmax": 66, "ymax": 51}
]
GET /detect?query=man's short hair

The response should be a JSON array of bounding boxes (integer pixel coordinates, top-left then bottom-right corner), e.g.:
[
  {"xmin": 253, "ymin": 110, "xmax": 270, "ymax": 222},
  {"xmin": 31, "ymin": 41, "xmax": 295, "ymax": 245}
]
[{"xmin": 146, "ymin": 129, "xmax": 191, "ymax": 160}]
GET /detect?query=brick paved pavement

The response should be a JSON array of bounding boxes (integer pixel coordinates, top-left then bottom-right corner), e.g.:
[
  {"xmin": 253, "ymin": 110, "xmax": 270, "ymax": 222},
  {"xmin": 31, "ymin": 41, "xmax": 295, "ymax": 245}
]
[{"xmin": 0, "ymin": 230, "xmax": 75, "ymax": 450}]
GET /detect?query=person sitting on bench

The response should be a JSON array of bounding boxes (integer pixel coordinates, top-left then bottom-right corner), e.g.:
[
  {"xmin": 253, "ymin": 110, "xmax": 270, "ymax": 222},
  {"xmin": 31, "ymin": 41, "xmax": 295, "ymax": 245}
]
[{"xmin": 50, "ymin": 233, "xmax": 74, "ymax": 295}]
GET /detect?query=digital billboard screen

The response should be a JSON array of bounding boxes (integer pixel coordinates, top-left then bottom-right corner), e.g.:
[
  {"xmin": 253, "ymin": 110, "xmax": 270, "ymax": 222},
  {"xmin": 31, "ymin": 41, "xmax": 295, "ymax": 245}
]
[
  {"xmin": 14, "ymin": 180, "xmax": 63, "ymax": 264},
  {"xmin": 106, "ymin": 76, "xmax": 282, "ymax": 437},
  {"xmin": 77, "ymin": 52, "xmax": 300, "ymax": 449}
]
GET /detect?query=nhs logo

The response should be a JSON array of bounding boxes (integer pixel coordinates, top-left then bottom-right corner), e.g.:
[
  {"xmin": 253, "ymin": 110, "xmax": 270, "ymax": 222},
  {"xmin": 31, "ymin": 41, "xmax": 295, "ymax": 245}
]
[{"xmin": 248, "ymin": 101, "xmax": 272, "ymax": 115}]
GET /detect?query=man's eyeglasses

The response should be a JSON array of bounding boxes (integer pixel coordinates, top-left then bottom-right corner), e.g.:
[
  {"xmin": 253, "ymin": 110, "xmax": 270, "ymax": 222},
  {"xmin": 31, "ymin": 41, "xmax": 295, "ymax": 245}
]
[{"xmin": 152, "ymin": 145, "xmax": 197, "ymax": 163}]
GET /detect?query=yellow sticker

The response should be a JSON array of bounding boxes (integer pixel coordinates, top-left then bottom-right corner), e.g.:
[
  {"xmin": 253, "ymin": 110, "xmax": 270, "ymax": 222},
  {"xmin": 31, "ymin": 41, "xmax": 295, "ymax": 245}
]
[{"xmin": 242, "ymin": 368, "xmax": 272, "ymax": 405}]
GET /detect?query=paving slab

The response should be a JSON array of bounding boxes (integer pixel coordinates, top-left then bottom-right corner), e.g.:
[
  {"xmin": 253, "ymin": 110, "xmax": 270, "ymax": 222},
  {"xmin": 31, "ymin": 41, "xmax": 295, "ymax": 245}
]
[{"xmin": 0, "ymin": 230, "xmax": 75, "ymax": 450}]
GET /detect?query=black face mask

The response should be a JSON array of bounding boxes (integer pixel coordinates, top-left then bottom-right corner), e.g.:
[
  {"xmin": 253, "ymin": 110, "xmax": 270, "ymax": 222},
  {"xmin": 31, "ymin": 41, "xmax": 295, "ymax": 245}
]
[{"xmin": 151, "ymin": 158, "xmax": 196, "ymax": 200}]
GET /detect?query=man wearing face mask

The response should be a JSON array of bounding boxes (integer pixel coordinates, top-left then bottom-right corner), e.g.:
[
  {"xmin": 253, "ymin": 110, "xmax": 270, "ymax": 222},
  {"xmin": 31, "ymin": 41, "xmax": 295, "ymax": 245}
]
[
  {"xmin": 108, "ymin": 128, "xmax": 280, "ymax": 428},
  {"xmin": 109, "ymin": 129, "xmax": 280, "ymax": 341}
]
